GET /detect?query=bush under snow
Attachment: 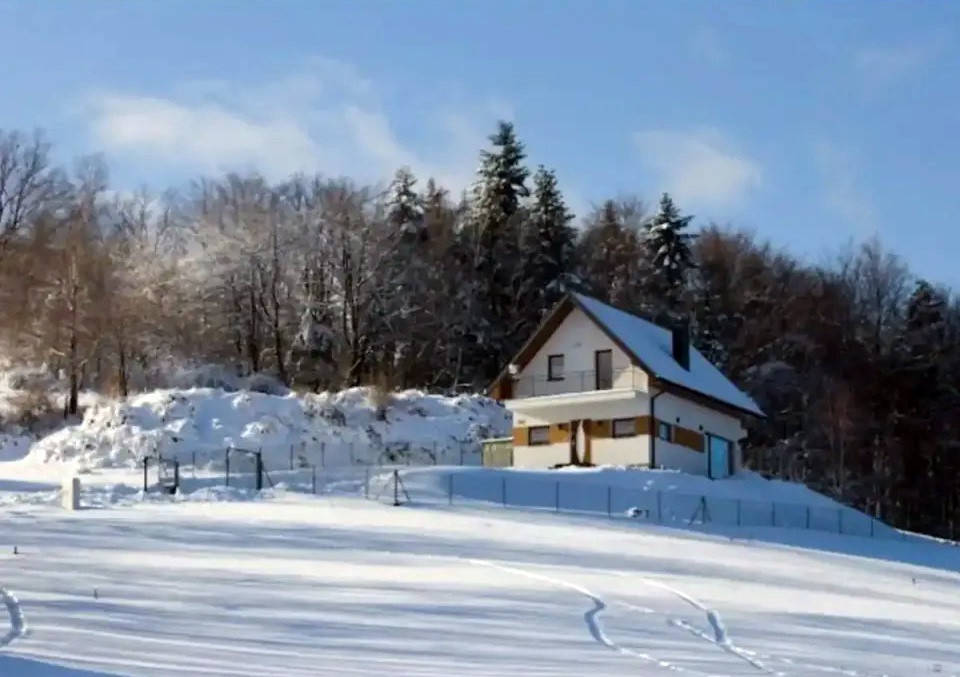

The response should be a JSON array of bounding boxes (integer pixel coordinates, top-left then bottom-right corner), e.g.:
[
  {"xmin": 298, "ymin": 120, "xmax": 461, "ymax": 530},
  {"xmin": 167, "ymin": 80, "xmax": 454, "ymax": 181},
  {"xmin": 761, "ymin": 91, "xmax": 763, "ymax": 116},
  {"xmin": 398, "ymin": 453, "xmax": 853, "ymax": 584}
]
[{"xmin": 27, "ymin": 386, "xmax": 510, "ymax": 470}]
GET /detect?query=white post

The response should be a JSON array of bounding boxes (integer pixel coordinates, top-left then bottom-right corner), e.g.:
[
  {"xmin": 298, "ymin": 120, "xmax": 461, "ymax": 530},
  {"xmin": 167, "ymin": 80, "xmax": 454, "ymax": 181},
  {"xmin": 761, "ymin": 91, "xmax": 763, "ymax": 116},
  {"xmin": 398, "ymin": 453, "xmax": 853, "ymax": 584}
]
[{"xmin": 61, "ymin": 476, "xmax": 81, "ymax": 511}]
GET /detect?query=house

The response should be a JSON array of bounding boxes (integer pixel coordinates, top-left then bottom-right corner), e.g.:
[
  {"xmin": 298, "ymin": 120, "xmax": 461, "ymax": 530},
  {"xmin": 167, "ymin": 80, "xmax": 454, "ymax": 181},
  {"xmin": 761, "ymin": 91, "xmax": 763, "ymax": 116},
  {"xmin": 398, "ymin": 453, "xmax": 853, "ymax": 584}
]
[{"xmin": 487, "ymin": 293, "xmax": 765, "ymax": 478}]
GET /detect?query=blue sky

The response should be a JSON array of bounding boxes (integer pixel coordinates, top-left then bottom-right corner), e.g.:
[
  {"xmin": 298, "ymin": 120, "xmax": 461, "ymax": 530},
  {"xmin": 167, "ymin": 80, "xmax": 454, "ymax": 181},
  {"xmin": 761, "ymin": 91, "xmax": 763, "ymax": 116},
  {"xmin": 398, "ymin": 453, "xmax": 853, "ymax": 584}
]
[{"xmin": 2, "ymin": 1, "xmax": 958, "ymax": 286}]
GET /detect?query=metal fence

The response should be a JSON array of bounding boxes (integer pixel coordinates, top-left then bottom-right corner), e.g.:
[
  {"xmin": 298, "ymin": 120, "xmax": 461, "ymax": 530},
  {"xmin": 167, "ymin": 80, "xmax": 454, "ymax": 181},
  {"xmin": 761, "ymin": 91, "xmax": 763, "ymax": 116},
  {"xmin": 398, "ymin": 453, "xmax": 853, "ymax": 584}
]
[{"xmin": 363, "ymin": 469, "xmax": 901, "ymax": 540}]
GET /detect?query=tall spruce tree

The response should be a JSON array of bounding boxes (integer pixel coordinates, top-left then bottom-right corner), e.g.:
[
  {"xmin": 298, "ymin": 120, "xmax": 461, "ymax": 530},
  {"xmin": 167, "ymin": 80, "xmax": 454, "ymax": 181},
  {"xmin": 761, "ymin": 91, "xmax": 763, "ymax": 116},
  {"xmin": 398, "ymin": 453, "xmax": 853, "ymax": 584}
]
[
  {"xmin": 644, "ymin": 193, "xmax": 696, "ymax": 314},
  {"xmin": 466, "ymin": 120, "xmax": 530, "ymax": 382},
  {"xmin": 521, "ymin": 165, "xmax": 578, "ymax": 318},
  {"xmin": 386, "ymin": 167, "xmax": 425, "ymax": 241}
]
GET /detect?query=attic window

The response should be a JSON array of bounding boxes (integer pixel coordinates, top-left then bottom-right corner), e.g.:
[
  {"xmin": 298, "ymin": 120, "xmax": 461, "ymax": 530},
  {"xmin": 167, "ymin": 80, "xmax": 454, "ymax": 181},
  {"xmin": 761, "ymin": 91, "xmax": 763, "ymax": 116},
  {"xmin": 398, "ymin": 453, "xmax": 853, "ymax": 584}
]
[{"xmin": 547, "ymin": 354, "xmax": 564, "ymax": 381}]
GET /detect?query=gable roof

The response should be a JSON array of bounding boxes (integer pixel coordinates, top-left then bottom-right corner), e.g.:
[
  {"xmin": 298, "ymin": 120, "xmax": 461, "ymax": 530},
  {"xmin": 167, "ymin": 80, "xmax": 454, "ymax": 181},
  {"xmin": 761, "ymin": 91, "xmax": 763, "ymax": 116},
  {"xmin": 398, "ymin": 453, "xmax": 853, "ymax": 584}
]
[{"xmin": 490, "ymin": 292, "xmax": 765, "ymax": 418}]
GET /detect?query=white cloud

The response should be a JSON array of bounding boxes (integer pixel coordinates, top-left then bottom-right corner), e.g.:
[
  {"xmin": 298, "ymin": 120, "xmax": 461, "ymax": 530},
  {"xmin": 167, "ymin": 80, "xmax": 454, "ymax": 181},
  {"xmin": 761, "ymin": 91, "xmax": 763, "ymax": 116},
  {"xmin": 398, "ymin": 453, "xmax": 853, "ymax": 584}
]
[
  {"xmin": 813, "ymin": 140, "xmax": 877, "ymax": 234},
  {"xmin": 84, "ymin": 59, "xmax": 504, "ymax": 191},
  {"xmin": 854, "ymin": 36, "xmax": 946, "ymax": 90},
  {"xmin": 633, "ymin": 128, "xmax": 762, "ymax": 207}
]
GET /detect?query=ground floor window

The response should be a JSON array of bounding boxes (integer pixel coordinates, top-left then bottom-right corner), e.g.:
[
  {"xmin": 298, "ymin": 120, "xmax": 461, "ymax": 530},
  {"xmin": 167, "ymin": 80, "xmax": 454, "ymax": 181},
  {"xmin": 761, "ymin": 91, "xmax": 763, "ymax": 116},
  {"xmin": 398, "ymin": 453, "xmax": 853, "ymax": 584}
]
[
  {"xmin": 528, "ymin": 426, "xmax": 550, "ymax": 446},
  {"xmin": 612, "ymin": 418, "xmax": 636, "ymax": 438},
  {"xmin": 657, "ymin": 421, "xmax": 672, "ymax": 441}
]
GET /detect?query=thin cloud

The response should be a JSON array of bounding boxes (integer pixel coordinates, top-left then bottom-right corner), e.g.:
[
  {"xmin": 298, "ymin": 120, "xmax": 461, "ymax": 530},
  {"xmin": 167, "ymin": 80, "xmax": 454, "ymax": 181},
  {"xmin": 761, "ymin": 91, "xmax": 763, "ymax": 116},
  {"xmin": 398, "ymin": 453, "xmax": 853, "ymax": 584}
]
[
  {"xmin": 854, "ymin": 36, "xmax": 947, "ymax": 90},
  {"xmin": 84, "ymin": 59, "xmax": 503, "ymax": 191},
  {"xmin": 633, "ymin": 128, "xmax": 762, "ymax": 208},
  {"xmin": 814, "ymin": 139, "xmax": 877, "ymax": 234}
]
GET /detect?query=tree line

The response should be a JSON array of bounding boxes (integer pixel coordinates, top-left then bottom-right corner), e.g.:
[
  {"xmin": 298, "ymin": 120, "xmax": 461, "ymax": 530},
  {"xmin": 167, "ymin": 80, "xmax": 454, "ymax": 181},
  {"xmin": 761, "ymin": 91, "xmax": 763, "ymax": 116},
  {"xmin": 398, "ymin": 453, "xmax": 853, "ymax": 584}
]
[{"xmin": 0, "ymin": 123, "xmax": 958, "ymax": 538}]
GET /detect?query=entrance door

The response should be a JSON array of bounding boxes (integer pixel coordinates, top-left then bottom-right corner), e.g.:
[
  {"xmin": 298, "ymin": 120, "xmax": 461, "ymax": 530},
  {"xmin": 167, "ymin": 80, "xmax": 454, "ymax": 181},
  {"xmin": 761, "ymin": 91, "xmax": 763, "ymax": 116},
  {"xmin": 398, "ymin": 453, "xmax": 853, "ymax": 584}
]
[
  {"xmin": 707, "ymin": 434, "xmax": 733, "ymax": 479},
  {"xmin": 595, "ymin": 349, "xmax": 613, "ymax": 390}
]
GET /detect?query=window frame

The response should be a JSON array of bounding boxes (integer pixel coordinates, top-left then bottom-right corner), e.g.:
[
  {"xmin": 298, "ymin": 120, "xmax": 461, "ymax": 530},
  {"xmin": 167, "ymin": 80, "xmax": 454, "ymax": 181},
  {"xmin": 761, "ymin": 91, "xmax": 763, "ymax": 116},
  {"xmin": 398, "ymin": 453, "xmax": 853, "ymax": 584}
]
[
  {"xmin": 547, "ymin": 354, "xmax": 565, "ymax": 382},
  {"xmin": 612, "ymin": 418, "xmax": 636, "ymax": 438},
  {"xmin": 528, "ymin": 425, "xmax": 551, "ymax": 446},
  {"xmin": 657, "ymin": 421, "xmax": 672, "ymax": 442}
]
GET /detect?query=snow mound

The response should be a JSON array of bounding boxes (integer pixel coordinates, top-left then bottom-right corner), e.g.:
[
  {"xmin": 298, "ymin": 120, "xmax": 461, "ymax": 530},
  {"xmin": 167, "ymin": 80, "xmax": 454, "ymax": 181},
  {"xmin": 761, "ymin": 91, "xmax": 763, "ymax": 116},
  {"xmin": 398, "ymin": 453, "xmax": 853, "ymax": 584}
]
[{"xmin": 26, "ymin": 387, "xmax": 509, "ymax": 470}]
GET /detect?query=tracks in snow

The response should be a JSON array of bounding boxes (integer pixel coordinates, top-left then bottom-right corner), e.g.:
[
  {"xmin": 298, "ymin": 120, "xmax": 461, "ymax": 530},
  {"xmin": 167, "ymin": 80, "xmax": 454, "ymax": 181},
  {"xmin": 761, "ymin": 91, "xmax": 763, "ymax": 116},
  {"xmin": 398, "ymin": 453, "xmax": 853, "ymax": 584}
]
[
  {"xmin": 468, "ymin": 559, "xmax": 691, "ymax": 673},
  {"xmin": 0, "ymin": 586, "xmax": 26, "ymax": 649}
]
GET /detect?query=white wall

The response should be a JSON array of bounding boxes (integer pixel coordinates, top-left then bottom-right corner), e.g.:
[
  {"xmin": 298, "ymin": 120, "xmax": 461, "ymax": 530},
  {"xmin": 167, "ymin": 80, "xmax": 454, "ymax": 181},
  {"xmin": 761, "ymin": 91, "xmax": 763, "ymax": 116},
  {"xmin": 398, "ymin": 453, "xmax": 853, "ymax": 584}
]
[
  {"xmin": 513, "ymin": 443, "xmax": 569, "ymax": 469},
  {"xmin": 591, "ymin": 436, "xmax": 650, "ymax": 467},
  {"xmin": 653, "ymin": 393, "xmax": 745, "ymax": 472},
  {"xmin": 655, "ymin": 441, "xmax": 707, "ymax": 475},
  {"xmin": 514, "ymin": 308, "xmax": 646, "ymax": 397}
]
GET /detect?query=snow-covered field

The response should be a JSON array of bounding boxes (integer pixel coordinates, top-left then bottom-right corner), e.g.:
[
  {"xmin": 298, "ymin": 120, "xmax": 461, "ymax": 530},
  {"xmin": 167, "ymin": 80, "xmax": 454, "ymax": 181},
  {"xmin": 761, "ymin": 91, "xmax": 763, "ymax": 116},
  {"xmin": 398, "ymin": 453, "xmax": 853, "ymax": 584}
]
[
  {"xmin": 0, "ymin": 465, "xmax": 959, "ymax": 676},
  {"xmin": 0, "ymin": 383, "xmax": 958, "ymax": 676}
]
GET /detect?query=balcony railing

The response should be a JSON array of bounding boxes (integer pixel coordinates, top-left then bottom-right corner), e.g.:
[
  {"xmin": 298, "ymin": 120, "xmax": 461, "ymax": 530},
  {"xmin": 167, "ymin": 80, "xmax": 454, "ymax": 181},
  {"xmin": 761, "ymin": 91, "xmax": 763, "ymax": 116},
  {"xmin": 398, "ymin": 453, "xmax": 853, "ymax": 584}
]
[{"xmin": 511, "ymin": 367, "xmax": 642, "ymax": 399}]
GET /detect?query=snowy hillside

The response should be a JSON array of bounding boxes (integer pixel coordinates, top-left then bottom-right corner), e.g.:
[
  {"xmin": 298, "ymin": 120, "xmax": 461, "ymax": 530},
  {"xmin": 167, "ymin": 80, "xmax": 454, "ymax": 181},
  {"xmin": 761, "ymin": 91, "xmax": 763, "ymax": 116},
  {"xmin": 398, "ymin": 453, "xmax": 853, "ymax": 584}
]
[
  {"xmin": 19, "ymin": 387, "xmax": 509, "ymax": 470},
  {"xmin": 0, "ymin": 489, "xmax": 958, "ymax": 676}
]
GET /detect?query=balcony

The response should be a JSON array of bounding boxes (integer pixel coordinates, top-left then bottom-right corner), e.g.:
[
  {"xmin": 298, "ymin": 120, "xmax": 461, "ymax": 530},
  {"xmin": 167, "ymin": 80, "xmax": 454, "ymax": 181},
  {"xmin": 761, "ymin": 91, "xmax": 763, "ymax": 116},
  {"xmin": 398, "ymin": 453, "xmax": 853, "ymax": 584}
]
[{"xmin": 510, "ymin": 367, "xmax": 643, "ymax": 399}]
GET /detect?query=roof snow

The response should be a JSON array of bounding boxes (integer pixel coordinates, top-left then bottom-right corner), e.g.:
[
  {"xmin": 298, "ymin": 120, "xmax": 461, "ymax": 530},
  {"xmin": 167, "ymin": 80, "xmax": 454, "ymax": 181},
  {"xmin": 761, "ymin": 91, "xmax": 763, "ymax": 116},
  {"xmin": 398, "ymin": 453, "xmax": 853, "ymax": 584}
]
[{"xmin": 572, "ymin": 293, "xmax": 764, "ymax": 417}]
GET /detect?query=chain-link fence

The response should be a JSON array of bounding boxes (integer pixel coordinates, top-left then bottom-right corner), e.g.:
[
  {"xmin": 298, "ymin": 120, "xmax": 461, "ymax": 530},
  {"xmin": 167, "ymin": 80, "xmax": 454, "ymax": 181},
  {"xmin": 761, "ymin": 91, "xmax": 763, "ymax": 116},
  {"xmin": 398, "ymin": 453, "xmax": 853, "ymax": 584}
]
[{"xmin": 363, "ymin": 469, "xmax": 901, "ymax": 540}]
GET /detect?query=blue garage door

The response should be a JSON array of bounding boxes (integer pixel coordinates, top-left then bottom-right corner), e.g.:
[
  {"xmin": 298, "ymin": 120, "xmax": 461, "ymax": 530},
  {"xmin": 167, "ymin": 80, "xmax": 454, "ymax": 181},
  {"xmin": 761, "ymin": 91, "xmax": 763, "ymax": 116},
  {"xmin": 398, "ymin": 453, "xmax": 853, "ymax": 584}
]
[{"xmin": 707, "ymin": 434, "xmax": 733, "ymax": 479}]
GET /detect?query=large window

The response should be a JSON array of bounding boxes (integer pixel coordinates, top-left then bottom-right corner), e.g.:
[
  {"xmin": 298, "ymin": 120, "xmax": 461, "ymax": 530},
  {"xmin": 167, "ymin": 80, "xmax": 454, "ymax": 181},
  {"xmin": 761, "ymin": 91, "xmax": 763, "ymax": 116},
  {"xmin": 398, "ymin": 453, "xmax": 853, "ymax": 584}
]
[
  {"xmin": 612, "ymin": 418, "xmax": 636, "ymax": 438},
  {"xmin": 657, "ymin": 421, "xmax": 672, "ymax": 442},
  {"xmin": 528, "ymin": 426, "xmax": 550, "ymax": 446},
  {"xmin": 547, "ymin": 354, "xmax": 565, "ymax": 381}
]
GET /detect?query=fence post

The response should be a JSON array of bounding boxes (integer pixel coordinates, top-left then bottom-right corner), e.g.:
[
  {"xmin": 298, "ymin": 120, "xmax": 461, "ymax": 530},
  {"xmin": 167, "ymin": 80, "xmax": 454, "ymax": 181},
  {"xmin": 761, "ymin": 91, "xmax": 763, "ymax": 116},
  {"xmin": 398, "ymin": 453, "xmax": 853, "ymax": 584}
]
[
  {"xmin": 143, "ymin": 457, "xmax": 148, "ymax": 492},
  {"xmin": 364, "ymin": 465, "xmax": 370, "ymax": 500},
  {"xmin": 838, "ymin": 509, "xmax": 843, "ymax": 534},
  {"xmin": 606, "ymin": 485, "xmax": 612, "ymax": 517},
  {"xmin": 656, "ymin": 491, "xmax": 663, "ymax": 523},
  {"xmin": 736, "ymin": 499, "xmax": 742, "ymax": 527},
  {"xmin": 290, "ymin": 445, "xmax": 294, "ymax": 470},
  {"xmin": 555, "ymin": 481, "xmax": 560, "ymax": 513},
  {"xmin": 312, "ymin": 465, "xmax": 317, "ymax": 495},
  {"xmin": 321, "ymin": 442, "xmax": 326, "ymax": 468},
  {"xmin": 501, "ymin": 476, "xmax": 507, "ymax": 506},
  {"xmin": 173, "ymin": 460, "xmax": 180, "ymax": 493},
  {"xmin": 805, "ymin": 506, "xmax": 811, "ymax": 530},
  {"xmin": 771, "ymin": 502, "xmax": 776, "ymax": 527},
  {"xmin": 224, "ymin": 450, "xmax": 230, "ymax": 487},
  {"xmin": 448, "ymin": 473, "xmax": 454, "ymax": 506},
  {"xmin": 393, "ymin": 469, "xmax": 400, "ymax": 506},
  {"xmin": 255, "ymin": 452, "xmax": 264, "ymax": 492},
  {"xmin": 870, "ymin": 517, "xmax": 875, "ymax": 538}
]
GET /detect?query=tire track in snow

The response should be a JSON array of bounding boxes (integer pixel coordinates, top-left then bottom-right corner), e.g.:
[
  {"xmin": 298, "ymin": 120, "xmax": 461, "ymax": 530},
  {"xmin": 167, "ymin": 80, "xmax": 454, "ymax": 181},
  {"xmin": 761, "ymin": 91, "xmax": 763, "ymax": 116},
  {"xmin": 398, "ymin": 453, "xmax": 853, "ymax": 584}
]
[
  {"xmin": 615, "ymin": 573, "xmax": 771, "ymax": 673},
  {"xmin": 0, "ymin": 586, "xmax": 26, "ymax": 649},
  {"xmin": 611, "ymin": 572, "xmax": 913, "ymax": 677},
  {"xmin": 468, "ymin": 559, "xmax": 700, "ymax": 674}
]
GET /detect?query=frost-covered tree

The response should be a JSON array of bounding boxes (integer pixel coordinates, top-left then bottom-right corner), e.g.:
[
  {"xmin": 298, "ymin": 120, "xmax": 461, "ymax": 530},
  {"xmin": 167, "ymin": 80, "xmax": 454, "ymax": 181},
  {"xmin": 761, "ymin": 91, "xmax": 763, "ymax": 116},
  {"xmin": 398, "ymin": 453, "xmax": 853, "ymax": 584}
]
[
  {"xmin": 464, "ymin": 120, "xmax": 530, "ymax": 382},
  {"xmin": 521, "ymin": 165, "xmax": 578, "ymax": 319},
  {"xmin": 385, "ymin": 167, "xmax": 425, "ymax": 241},
  {"xmin": 644, "ymin": 193, "xmax": 696, "ymax": 313}
]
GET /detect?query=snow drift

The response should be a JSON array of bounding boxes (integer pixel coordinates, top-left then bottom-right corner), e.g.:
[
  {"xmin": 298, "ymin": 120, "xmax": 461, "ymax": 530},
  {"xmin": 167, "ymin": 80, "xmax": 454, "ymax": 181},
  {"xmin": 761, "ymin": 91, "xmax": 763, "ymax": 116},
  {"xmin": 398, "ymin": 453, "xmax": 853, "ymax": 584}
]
[{"xmin": 25, "ymin": 387, "xmax": 510, "ymax": 470}]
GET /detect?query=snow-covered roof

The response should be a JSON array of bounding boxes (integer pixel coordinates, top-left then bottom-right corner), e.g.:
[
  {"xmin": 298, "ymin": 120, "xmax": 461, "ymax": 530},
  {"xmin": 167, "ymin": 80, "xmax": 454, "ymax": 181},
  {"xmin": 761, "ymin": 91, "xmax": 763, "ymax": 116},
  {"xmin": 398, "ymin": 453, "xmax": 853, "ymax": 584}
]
[{"xmin": 572, "ymin": 293, "xmax": 764, "ymax": 417}]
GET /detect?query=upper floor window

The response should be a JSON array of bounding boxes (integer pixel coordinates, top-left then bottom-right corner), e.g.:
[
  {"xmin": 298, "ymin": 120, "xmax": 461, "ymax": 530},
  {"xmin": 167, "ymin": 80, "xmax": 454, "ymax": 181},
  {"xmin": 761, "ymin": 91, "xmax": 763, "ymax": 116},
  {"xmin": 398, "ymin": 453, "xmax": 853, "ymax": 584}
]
[
  {"xmin": 547, "ymin": 354, "xmax": 565, "ymax": 381},
  {"xmin": 657, "ymin": 421, "xmax": 672, "ymax": 442}
]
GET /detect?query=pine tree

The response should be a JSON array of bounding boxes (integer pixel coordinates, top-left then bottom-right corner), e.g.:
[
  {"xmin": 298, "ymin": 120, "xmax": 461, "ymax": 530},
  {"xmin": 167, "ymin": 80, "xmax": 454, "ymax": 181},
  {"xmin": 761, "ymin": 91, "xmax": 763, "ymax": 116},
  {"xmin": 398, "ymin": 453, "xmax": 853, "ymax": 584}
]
[
  {"xmin": 466, "ymin": 121, "xmax": 530, "ymax": 382},
  {"xmin": 644, "ymin": 193, "xmax": 696, "ymax": 313},
  {"xmin": 385, "ymin": 167, "xmax": 425, "ymax": 241},
  {"xmin": 521, "ymin": 165, "xmax": 578, "ymax": 317},
  {"xmin": 576, "ymin": 200, "xmax": 645, "ymax": 310}
]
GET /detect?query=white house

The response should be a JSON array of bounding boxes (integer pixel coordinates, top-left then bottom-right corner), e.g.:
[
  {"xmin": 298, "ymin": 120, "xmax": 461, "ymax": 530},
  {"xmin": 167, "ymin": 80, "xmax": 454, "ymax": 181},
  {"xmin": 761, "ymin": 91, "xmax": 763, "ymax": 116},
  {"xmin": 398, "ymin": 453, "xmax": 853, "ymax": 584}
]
[{"xmin": 487, "ymin": 293, "xmax": 765, "ymax": 478}]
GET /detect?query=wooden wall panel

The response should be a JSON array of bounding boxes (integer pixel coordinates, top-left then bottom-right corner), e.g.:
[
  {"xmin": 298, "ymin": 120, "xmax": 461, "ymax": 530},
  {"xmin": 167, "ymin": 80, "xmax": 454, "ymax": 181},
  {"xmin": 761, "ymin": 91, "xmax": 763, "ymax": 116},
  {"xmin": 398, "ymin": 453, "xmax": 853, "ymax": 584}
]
[{"xmin": 512, "ymin": 427, "xmax": 528, "ymax": 446}]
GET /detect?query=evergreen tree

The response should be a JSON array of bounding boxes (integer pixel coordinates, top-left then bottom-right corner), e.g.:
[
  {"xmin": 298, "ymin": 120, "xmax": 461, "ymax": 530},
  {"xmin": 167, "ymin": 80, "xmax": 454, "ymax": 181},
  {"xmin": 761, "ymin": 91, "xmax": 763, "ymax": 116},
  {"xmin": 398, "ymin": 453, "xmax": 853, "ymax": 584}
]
[
  {"xmin": 466, "ymin": 120, "xmax": 530, "ymax": 382},
  {"xmin": 385, "ymin": 167, "xmax": 425, "ymax": 241},
  {"xmin": 576, "ymin": 200, "xmax": 645, "ymax": 310},
  {"xmin": 521, "ymin": 165, "xmax": 578, "ymax": 317},
  {"xmin": 644, "ymin": 193, "xmax": 696, "ymax": 313}
]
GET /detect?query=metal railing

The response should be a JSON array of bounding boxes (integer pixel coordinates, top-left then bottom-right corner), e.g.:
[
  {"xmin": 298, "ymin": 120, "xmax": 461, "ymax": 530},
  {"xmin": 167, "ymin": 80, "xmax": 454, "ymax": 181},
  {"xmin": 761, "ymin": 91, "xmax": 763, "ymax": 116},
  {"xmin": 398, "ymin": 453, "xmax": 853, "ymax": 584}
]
[{"xmin": 511, "ymin": 367, "xmax": 642, "ymax": 398}]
